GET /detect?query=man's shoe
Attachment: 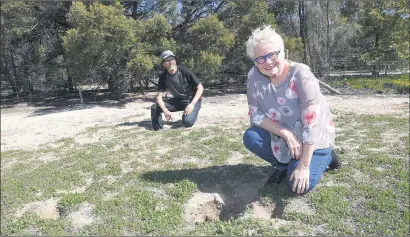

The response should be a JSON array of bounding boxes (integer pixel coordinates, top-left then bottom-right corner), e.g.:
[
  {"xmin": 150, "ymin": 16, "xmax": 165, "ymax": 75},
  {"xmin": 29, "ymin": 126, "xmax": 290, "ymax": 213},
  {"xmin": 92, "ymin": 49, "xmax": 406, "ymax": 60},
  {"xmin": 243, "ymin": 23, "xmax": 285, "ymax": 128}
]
[
  {"xmin": 265, "ymin": 169, "xmax": 287, "ymax": 185},
  {"xmin": 326, "ymin": 150, "xmax": 341, "ymax": 172}
]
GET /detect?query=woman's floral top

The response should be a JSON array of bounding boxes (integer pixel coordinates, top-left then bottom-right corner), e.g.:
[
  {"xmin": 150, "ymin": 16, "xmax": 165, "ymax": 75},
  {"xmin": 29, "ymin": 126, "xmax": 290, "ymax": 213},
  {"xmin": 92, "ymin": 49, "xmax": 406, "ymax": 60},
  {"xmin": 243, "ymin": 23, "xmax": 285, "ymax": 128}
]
[{"xmin": 247, "ymin": 62, "xmax": 335, "ymax": 163}]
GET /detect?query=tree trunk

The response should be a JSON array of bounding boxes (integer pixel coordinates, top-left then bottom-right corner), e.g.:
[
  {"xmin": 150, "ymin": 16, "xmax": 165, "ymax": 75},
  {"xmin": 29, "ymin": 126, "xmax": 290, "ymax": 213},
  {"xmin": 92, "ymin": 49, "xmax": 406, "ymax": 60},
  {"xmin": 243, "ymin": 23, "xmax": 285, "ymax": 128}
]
[
  {"xmin": 299, "ymin": 1, "xmax": 308, "ymax": 64},
  {"xmin": 78, "ymin": 87, "xmax": 84, "ymax": 104},
  {"xmin": 326, "ymin": 0, "xmax": 330, "ymax": 81},
  {"xmin": 138, "ymin": 80, "xmax": 145, "ymax": 95},
  {"xmin": 2, "ymin": 53, "xmax": 16, "ymax": 93},
  {"xmin": 67, "ymin": 76, "xmax": 74, "ymax": 93},
  {"xmin": 372, "ymin": 33, "xmax": 380, "ymax": 75},
  {"xmin": 144, "ymin": 77, "xmax": 150, "ymax": 89},
  {"xmin": 107, "ymin": 77, "xmax": 115, "ymax": 92},
  {"xmin": 11, "ymin": 51, "xmax": 20, "ymax": 101},
  {"xmin": 62, "ymin": 54, "xmax": 74, "ymax": 93}
]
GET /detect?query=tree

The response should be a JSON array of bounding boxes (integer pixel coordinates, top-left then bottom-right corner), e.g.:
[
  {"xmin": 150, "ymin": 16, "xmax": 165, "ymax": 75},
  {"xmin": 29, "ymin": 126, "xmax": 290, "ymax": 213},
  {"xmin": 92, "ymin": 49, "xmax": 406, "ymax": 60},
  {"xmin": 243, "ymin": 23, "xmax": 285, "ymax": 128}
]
[
  {"xmin": 122, "ymin": 0, "xmax": 171, "ymax": 20},
  {"xmin": 178, "ymin": 15, "xmax": 234, "ymax": 81},
  {"xmin": 1, "ymin": 1, "xmax": 73, "ymax": 98},
  {"xmin": 1, "ymin": 1, "xmax": 36, "ymax": 96},
  {"xmin": 358, "ymin": 0, "xmax": 409, "ymax": 74},
  {"xmin": 218, "ymin": 0, "xmax": 279, "ymax": 76},
  {"xmin": 127, "ymin": 15, "xmax": 176, "ymax": 91},
  {"xmin": 63, "ymin": 2, "xmax": 136, "ymax": 96}
]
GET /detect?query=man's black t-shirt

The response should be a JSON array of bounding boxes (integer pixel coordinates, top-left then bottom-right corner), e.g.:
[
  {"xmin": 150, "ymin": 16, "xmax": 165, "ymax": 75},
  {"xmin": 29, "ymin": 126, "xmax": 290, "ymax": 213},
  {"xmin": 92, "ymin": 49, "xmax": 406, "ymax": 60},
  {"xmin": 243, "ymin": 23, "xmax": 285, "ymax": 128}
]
[{"xmin": 158, "ymin": 66, "xmax": 201, "ymax": 101}]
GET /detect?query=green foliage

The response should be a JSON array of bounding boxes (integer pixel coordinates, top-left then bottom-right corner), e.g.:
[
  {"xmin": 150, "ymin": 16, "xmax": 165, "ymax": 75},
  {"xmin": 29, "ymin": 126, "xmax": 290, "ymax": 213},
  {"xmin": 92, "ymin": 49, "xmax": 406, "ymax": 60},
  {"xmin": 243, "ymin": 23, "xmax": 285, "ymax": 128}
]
[
  {"xmin": 0, "ymin": 1, "xmax": 36, "ymax": 39},
  {"xmin": 1, "ymin": 0, "xmax": 409, "ymax": 97},
  {"xmin": 392, "ymin": 78, "xmax": 410, "ymax": 93},
  {"xmin": 1, "ymin": 1, "xmax": 71, "ymax": 94},
  {"xmin": 127, "ymin": 54, "xmax": 154, "ymax": 79},
  {"xmin": 63, "ymin": 2, "xmax": 135, "ymax": 92},
  {"xmin": 179, "ymin": 15, "xmax": 234, "ymax": 80},
  {"xmin": 57, "ymin": 193, "xmax": 87, "ymax": 215},
  {"xmin": 359, "ymin": 0, "xmax": 409, "ymax": 65},
  {"xmin": 196, "ymin": 51, "xmax": 224, "ymax": 76},
  {"xmin": 218, "ymin": 0, "xmax": 281, "ymax": 74},
  {"xmin": 328, "ymin": 74, "xmax": 410, "ymax": 93},
  {"xmin": 127, "ymin": 15, "xmax": 175, "ymax": 87}
]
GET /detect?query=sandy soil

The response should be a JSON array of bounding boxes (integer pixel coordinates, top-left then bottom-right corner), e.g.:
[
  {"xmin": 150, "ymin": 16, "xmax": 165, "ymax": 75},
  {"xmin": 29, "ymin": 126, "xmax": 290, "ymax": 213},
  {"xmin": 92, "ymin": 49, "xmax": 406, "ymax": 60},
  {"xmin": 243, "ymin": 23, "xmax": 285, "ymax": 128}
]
[{"xmin": 1, "ymin": 93, "xmax": 409, "ymax": 152}]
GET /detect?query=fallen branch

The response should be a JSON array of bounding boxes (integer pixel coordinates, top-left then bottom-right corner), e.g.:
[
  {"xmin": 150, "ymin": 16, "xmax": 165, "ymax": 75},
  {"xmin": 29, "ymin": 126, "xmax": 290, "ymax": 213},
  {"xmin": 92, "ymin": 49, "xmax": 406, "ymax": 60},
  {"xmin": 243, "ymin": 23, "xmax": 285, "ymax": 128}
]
[{"xmin": 318, "ymin": 80, "xmax": 340, "ymax": 94}]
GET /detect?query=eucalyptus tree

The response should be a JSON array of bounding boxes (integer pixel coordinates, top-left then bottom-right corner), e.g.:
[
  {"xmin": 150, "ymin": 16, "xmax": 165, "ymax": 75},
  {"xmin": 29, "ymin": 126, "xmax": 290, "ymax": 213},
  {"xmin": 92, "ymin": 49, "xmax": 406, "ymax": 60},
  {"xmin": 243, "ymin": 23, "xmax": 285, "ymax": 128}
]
[
  {"xmin": 218, "ymin": 0, "xmax": 279, "ymax": 76},
  {"xmin": 63, "ymin": 2, "xmax": 136, "ymax": 96},
  {"xmin": 122, "ymin": 0, "xmax": 171, "ymax": 20},
  {"xmin": 127, "ymin": 15, "xmax": 176, "ymax": 91},
  {"xmin": 1, "ymin": 1, "xmax": 35, "ymax": 96},
  {"xmin": 358, "ymin": 0, "xmax": 409, "ymax": 74},
  {"xmin": 176, "ymin": 15, "xmax": 234, "ymax": 82},
  {"xmin": 1, "ymin": 1, "xmax": 71, "ymax": 97},
  {"xmin": 301, "ymin": 0, "xmax": 345, "ymax": 77}
]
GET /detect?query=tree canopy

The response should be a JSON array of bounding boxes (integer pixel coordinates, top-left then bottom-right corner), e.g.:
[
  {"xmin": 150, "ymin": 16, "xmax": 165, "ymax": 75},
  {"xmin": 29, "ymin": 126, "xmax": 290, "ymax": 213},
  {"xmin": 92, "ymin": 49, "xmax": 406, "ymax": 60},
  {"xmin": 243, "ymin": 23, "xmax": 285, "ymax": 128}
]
[{"xmin": 1, "ymin": 0, "xmax": 408, "ymax": 96}]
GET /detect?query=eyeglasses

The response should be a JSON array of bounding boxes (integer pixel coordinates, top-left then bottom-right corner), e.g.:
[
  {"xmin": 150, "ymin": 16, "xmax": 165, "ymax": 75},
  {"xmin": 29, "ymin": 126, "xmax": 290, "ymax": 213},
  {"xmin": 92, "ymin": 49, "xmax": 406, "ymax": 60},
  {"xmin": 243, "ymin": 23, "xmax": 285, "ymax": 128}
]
[{"xmin": 252, "ymin": 51, "xmax": 280, "ymax": 64}]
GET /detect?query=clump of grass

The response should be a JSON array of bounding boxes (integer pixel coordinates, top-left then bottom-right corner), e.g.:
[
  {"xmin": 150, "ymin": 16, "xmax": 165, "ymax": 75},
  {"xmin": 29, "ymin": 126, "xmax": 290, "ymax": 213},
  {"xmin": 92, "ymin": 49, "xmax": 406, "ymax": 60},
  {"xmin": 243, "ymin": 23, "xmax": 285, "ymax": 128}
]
[
  {"xmin": 392, "ymin": 78, "xmax": 410, "ymax": 93},
  {"xmin": 328, "ymin": 74, "xmax": 409, "ymax": 93},
  {"xmin": 57, "ymin": 193, "xmax": 87, "ymax": 217}
]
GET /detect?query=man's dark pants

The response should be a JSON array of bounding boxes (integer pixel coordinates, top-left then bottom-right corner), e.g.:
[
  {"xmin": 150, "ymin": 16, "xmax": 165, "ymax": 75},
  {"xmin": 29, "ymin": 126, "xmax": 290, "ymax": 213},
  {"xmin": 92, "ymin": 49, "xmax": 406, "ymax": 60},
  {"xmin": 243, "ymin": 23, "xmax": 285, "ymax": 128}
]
[{"xmin": 151, "ymin": 98, "xmax": 201, "ymax": 131}]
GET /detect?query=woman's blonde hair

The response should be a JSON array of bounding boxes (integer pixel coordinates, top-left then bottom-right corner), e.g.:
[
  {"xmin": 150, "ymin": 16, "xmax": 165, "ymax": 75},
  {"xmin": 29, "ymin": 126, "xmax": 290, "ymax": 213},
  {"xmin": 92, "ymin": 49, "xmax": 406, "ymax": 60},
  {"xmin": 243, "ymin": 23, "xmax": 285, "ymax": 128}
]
[{"xmin": 246, "ymin": 25, "xmax": 284, "ymax": 59}]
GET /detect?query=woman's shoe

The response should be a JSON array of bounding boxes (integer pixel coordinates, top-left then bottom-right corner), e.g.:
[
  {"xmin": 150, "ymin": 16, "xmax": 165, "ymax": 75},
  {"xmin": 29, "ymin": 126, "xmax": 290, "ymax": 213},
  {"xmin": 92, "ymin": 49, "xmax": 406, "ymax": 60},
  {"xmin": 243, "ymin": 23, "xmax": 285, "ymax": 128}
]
[
  {"xmin": 326, "ymin": 150, "xmax": 341, "ymax": 172},
  {"xmin": 265, "ymin": 169, "xmax": 287, "ymax": 185}
]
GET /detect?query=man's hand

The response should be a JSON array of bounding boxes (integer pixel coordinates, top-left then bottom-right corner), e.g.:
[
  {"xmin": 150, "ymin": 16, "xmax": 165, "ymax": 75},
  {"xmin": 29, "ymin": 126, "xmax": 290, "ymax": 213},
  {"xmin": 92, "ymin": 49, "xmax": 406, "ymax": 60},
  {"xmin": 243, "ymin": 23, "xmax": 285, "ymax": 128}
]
[
  {"xmin": 163, "ymin": 110, "xmax": 173, "ymax": 121},
  {"xmin": 289, "ymin": 165, "xmax": 310, "ymax": 194},
  {"xmin": 283, "ymin": 130, "xmax": 302, "ymax": 159},
  {"xmin": 184, "ymin": 103, "xmax": 194, "ymax": 115}
]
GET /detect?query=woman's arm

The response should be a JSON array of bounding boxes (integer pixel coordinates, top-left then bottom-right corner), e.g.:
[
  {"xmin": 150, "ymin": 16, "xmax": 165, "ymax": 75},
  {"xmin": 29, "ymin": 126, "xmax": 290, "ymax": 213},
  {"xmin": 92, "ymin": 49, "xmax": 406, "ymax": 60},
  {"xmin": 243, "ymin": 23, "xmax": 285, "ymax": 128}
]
[
  {"xmin": 290, "ymin": 65, "xmax": 323, "ymax": 194},
  {"xmin": 259, "ymin": 119, "xmax": 302, "ymax": 159},
  {"xmin": 247, "ymin": 69, "xmax": 302, "ymax": 159}
]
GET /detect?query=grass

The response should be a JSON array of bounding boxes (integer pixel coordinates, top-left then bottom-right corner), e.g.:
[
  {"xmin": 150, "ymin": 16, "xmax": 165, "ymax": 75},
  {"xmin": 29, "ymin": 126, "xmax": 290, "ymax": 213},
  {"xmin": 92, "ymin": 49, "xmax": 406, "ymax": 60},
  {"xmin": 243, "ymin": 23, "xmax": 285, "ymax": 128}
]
[
  {"xmin": 327, "ymin": 74, "xmax": 410, "ymax": 93},
  {"xmin": 1, "ymin": 111, "xmax": 409, "ymax": 236}
]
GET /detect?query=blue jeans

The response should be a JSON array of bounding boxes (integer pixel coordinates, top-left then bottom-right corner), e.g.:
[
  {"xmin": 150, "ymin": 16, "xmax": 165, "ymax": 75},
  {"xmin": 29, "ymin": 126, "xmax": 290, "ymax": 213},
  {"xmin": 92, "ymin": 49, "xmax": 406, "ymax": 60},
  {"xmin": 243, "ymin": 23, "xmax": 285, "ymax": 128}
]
[
  {"xmin": 243, "ymin": 126, "xmax": 332, "ymax": 194},
  {"xmin": 151, "ymin": 98, "xmax": 201, "ymax": 131}
]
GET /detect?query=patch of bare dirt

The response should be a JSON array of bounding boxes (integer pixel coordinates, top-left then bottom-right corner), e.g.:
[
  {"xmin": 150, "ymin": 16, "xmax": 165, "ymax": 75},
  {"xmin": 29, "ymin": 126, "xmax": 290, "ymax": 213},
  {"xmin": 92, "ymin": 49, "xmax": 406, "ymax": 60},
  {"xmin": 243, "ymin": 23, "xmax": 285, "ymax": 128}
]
[
  {"xmin": 37, "ymin": 154, "xmax": 60, "ymax": 163},
  {"xmin": 67, "ymin": 202, "xmax": 96, "ymax": 231},
  {"xmin": 227, "ymin": 151, "xmax": 244, "ymax": 165},
  {"xmin": 183, "ymin": 192, "xmax": 225, "ymax": 224},
  {"xmin": 15, "ymin": 198, "xmax": 60, "ymax": 220},
  {"xmin": 241, "ymin": 201, "xmax": 273, "ymax": 220},
  {"xmin": 171, "ymin": 156, "xmax": 212, "ymax": 166},
  {"xmin": 327, "ymin": 94, "xmax": 409, "ymax": 117},
  {"xmin": 284, "ymin": 197, "xmax": 316, "ymax": 215}
]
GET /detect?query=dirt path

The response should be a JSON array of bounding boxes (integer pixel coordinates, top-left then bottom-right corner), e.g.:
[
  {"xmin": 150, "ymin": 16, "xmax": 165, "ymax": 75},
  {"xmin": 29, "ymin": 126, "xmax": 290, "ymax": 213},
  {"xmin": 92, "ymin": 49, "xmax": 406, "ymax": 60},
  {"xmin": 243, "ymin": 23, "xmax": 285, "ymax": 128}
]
[{"xmin": 1, "ymin": 93, "xmax": 408, "ymax": 151}]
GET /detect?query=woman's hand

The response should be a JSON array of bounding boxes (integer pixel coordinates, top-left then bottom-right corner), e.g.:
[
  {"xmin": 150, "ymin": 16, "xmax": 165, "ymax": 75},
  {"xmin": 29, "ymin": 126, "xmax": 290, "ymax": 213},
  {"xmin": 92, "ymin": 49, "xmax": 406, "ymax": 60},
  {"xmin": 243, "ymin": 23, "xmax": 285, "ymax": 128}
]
[
  {"xmin": 289, "ymin": 165, "xmax": 310, "ymax": 194},
  {"xmin": 282, "ymin": 130, "xmax": 302, "ymax": 159}
]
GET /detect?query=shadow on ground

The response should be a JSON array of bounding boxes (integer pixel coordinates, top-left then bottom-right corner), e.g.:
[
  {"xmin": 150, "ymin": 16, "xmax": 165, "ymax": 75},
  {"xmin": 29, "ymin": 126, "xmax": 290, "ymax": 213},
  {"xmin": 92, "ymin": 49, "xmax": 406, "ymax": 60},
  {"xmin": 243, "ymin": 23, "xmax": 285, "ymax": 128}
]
[
  {"xmin": 141, "ymin": 164, "xmax": 294, "ymax": 221},
  {"xmin": 117, "ymin": 120, "xmax": 185, "ymax": 131},
  {"xmin": 2, "ymin": 90, "xmax": 157, "ymax": 117}
]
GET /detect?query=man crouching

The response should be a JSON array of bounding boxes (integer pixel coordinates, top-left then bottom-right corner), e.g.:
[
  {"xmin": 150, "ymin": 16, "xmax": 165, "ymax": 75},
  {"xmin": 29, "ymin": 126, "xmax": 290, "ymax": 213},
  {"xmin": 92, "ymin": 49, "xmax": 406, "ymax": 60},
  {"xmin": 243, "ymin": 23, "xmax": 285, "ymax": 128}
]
[{"xmin": 151, "ymin": 50, "xmax": 204, "ymax": 131}]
